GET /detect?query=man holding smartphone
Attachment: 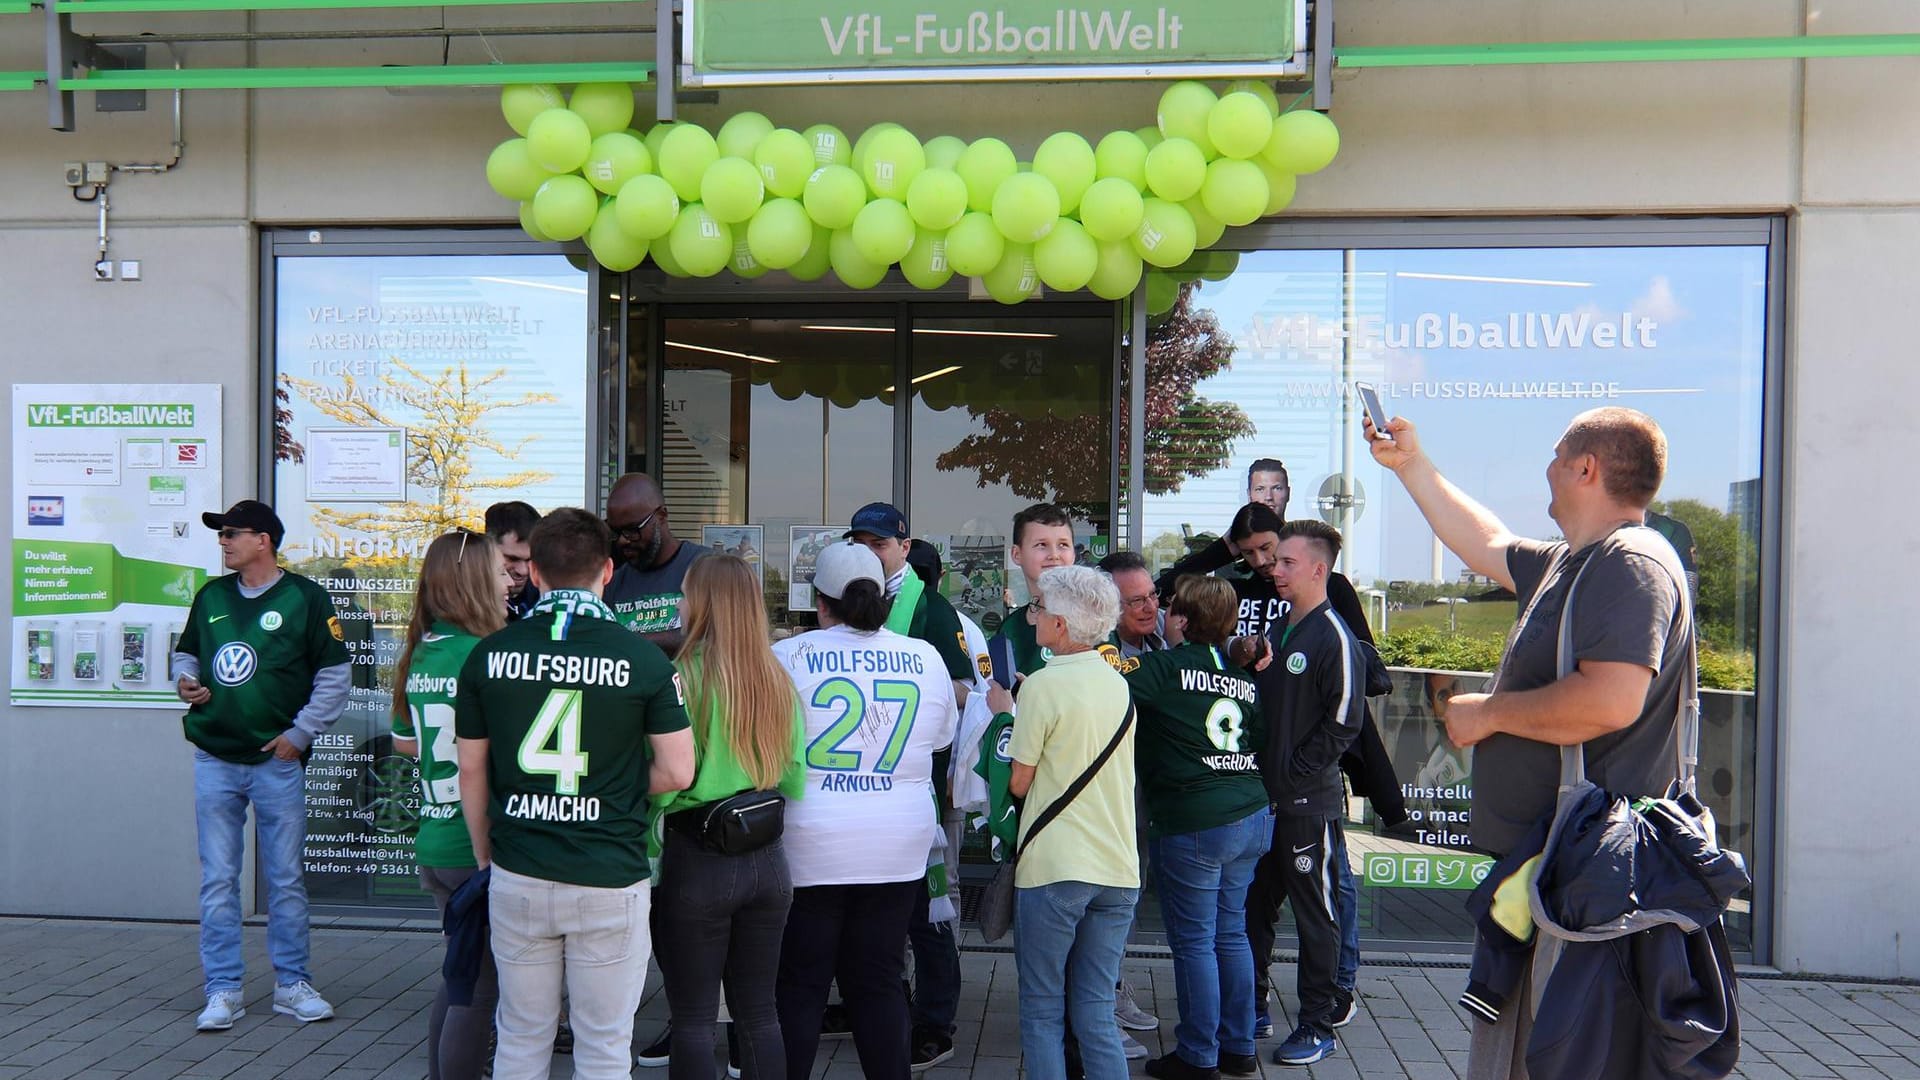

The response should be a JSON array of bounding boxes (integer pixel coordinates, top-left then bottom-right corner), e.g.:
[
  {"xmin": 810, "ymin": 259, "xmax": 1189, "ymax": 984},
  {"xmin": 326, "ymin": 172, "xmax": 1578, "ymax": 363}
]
[{"xmin": 172, "ymin": 500, "xmax": 350, "ymax": 1032}]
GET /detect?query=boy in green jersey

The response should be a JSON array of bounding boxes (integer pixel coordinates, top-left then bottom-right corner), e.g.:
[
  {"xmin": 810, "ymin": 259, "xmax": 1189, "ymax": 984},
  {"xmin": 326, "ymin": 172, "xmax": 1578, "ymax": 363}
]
[
  {"xmin": 455, "ymin": 508, "xmax": 695, "ymax": 1080},
  {"xmin": 172, "ymin": 500, "xmax": 348, "ymax": 1032},
  {"xmin": 993, "ymin": 503, "xmax": 1079, "ymax": 679}
]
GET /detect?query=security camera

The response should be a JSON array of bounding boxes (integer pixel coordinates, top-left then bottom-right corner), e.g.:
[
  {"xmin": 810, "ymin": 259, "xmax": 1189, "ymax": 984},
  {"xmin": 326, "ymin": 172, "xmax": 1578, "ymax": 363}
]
[{"xmin": 65, "ymin": 162, "xmax": 86, "ymax": 188}]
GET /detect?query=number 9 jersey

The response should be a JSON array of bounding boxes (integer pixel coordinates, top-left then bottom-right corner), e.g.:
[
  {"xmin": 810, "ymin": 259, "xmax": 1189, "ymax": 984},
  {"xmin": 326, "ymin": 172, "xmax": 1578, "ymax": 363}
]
[{"xmin": 772, "ymin": 624, "xmax": 958, "ymax": 888}]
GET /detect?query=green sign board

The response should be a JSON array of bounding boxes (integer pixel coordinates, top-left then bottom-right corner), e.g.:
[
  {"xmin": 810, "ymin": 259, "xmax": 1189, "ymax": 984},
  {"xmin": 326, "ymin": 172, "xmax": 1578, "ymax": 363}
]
[
  {"xmin": 685, "ymin": 0, "xmax": 1303, "ymax": 86},
  {"xmin": 1362, "ymin": 851, "xmax": 1494, "ymax": 892}
]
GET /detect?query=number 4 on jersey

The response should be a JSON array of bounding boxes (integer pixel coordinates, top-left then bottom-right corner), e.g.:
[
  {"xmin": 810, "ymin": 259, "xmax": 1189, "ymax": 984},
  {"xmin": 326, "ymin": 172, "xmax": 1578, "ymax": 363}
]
[{"xmin": 518, "ymin": 689, "xmax": 590, "ymax": 794}]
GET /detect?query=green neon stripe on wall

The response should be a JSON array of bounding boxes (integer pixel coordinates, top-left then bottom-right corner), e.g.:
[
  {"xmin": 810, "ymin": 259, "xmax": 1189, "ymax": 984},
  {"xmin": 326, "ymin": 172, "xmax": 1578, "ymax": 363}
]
[
  {"xmin": 60, "ymin": 60, "xmax": 653, "ymax": 90},
  {"xmin": 1, "ymin": 71, "xmax": 38, "ymax": 91},
  {"xmin": 1335, "ymin": 33, "xmax": 1920, "ymax": 68},
  {"xmin": 56, "ymin": 0, "xmax": 632, "ymax": 12}
]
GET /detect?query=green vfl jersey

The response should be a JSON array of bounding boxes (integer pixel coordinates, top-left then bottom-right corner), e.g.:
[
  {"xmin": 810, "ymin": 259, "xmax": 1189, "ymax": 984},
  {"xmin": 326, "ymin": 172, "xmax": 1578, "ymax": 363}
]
[
  {"xmin": 179, "ymin": 571, "xmax": 349, "ymax": 764},
  {"xmin": 1121, "ymin": 642, "xmax": 1269, "ymax": 838},
  {"xmin": 392, "ymin": 624, "xmax": 481, "ymax": 869},
  {"xmin": 455, "ymin": 592, "xmax": 690, "ymax": 888},
  {"xmin": 994, "ymin": 603, "xmax": 1053, "ymax": 677}
]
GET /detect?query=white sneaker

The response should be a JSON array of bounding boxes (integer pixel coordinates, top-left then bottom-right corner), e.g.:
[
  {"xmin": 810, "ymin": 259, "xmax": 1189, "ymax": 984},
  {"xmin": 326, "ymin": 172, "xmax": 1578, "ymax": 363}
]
[
  {"xmin": 272, "ymin": 981, "xmax": 335, "ymax": 1023},
  {"xmin": 1119, "ymin": 1029, "xmax": 1149, "ymax": 1060},
  {"xmin": 196, "ymin": 990, "xmax": 246, "ymax": 1031},
  {"xmin": 1114, "ymin": 980, "xmax": 1159, "ymax": 1031}
]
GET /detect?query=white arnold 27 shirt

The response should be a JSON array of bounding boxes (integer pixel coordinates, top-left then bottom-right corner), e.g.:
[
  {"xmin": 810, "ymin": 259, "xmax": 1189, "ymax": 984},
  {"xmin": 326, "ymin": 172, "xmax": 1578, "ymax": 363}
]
[{"xmin": 773, "ymin": 624, "xmax": 958, "ymax": 889}]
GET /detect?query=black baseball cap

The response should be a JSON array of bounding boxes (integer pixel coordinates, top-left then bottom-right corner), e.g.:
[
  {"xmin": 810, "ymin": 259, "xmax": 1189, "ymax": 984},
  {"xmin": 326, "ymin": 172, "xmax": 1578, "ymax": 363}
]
[
  {"xmin": 203, "ymin": 500, "xmax": 285, "ymax": 548},
  {"xmin": 846, "ymin": 501, "xmax": 908, "ymax": 540}
]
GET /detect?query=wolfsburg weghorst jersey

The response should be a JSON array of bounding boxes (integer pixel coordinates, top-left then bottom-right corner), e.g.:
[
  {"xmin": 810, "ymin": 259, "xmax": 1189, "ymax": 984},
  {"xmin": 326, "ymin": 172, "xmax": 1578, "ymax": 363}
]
[
  {"xmin": 1254, "ymin": 599, "xmax": 1366, "ymax": 817},
  {"xmin": 772, "ymin": 624, "xmax": 958, "ymax": 888},
  {"xmin": 1120, "ymin": 641, "xmax": 1269, "ymax": 838},
  {"xmin": 177, "ymin": 571, "xmax": 349, "ymax": 764},
  {"xmin": 391, "ymin": 623, "xmax": 481, "ymax": 869},
  {"xmin": 455, "ymin": 590, "xmax": 690, "ymax": 889}
]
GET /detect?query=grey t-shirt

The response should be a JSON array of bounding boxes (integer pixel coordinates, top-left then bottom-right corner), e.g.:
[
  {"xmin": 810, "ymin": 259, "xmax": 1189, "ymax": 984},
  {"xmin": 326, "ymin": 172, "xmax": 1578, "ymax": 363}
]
[
  {"xmin": 605, "ymin": 540, "xmax": 709, "ymax": 634},
  {"xmin": 1470, "ymin": 524, "xmax": 1692, "ymax": 856}
]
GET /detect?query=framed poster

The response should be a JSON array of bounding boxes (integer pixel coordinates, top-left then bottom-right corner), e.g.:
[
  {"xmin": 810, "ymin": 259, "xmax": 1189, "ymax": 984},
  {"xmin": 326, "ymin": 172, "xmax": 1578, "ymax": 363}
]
[
  {"xmin": 703, "ymin": 525, "xmax": 765, "ymax": 586},
  {"xmin": 787, "ymin": 525, "xmax": 841, "ymax": 613}
]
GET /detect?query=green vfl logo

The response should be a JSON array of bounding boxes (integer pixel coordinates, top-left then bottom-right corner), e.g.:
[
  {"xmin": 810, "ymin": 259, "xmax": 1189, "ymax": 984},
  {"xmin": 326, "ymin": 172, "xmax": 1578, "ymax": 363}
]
[{"xmin": 1286, "ymin": 651, "xmax": 1307, "ymax": 674}]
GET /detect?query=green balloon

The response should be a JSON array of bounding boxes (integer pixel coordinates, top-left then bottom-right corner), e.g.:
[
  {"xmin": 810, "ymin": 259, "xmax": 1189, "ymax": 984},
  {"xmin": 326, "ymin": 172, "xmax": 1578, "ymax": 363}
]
[
  {"xmin": 644, "ymin": 122, "xmax": 680, "ymax": 164},
  {"xmin": 1223, "ymin": 79, "xmax": 1282, "ymax": 116},
  {"xmin": 1208, "ymin": 91, "xmax": 1276, "ymax": 161},
  {"xmin": 526, "ymin": 108, "xmax": 592, "ymax": 173},
  {"xmin": 729, "ymin": 238, "xmax": 769, "ymax": 279},
  {"xmin": 1254, "ymin": 158, "xmax": 1298, "ymax": 215},
  {"xmin": 1033, "ymin": 132, "xmax": 1096, "ymax": 214},
  {"xmin": 829, "ymin": 228, "xmax": 888, "ymax": 289},
  {"xmin": 770, "ymin": 364, "xmax": 807, "ymax": 400},
  {"xmin": 1144, "ymin": 138, "xmax": 1207, "ymax": 203},
  {"xmin": 851, "ymin": 123, "xmax": 901, "ymax": 176},
  {"xmin": 1201, "ymin": 157, "xmax": 1269, "ymax": 226},
  {"xmin": 956, "ymin": 138, "xmax": 1018, "ymax": 213},
  {"xmin": 1146, "ymin": 272, "xmax": 1179, "ymax": 315},
  {"xmin": 668, "ymin": 203, "xmax": 733, "ymax": 277},
  {"xmin": 1199, "ymin": 251, "xmax": 1241, "ymax": 281},
  {"xmin": 517, "ymin": 201, "xmax": 554, "ymax": 242},
  {"xmin": 568, "ymin": 82, "xmax": 635, "ymax": 138},
  {"xmin": 487, "ymin": 139, "xmax": 554, "ymax": 202},
  {"xmin": 754, "ymin": 129, "xmax": 816, "ymax": 199},
  {"xmin": 803, "ymin": 123, "xmax": 852, "ymax": 167},
  {"xmin": 614, "ymin": 174, "xmax": 680, "ymax": 240},
  {"xmin": 863, "ymin": 128, "xmax": 926, "ymax": 201},
  {"xmin": 802, "ymin": 164, "xmax": 868, "ymax": 230},
  {"xmin": 531, "ymin": 175, "xmax": 597, "ymax": 241},
  {"xmin": 701, "ymin": 156, "xmax": 765, "ymax": 225},
  {"xmin": 583, "ymin": 132, "xmax": 652, "ymax": 196},
  {"xmin": 587, "ymin": 201, "xmax": 648, "ymax": 272},
  {"xmin": 1094, "ymin": 130, "xmax": 1151, "ymax": 192},
  {"xmin": 1182, "ymin": 198, "xmax": 1226, "ymax": 250},
  {"xmin": 1262, "ymin": 110, "xmax": 1341, "ymax": 175},
  {"xmin": 717, "ymin": 111, "xmax": 775, "ymax": 160},
  {"xmin": 944, "ymin": 212, "xmax": 1004, "ymax": 277},
  {"xmin": 1033, "ymin": 218, "xmax": 1097, "ymax": 293},
  {"xmin": 899, "ymin": 228, "xmax": 954, "ymax": 290},
  {"xmin": 1157, "ymin": 81, "xmax": 1219, "ymax": 158},
  {"xmin": 746, "ymin": 198, "xmax": 813, "ymax": 269},
  {"xmin": 983, "ymin": 243, "xmax": 1038, "ymax": 305},
  {"xmin": 851, "ymin": 198, "xmax": 915, "ymax": 265},
  {"xmin": 1134, "ymin": 125, "xmax": 1164, "ymax": 151},
  {"xmin": 1132, "ymin": 198, "xmax": 1197, "ymax": 269},
  {"xmin": 659, "ymin": 124, "xmax": 719, "ymax": 203},
  {"xmin": 906, "ymin": 168, "xmax": 967, "ymax": 231},
  {"xmin": 501, "ymin": 83, "xmax": 565, "ymax": 136},
  {"xmin": 1078, "ymin": 177, "xmax": 1146, "ymax": 242},
  {"xmin": 785, "ymin": 224, "xmax": 834, "ymax": 281},
  {"xmin": 649, "ymin": 229, "xmax": 690, "ymax": 277},
  {"xmin": 924, "ymin": 135, "xmax": 967, "ymax": 171},
  {"xmin": 991, "ymin": 173, "xmax": 1060, "ymax": 244},
  {"xmin": 1087, "ymin": 239, "xmax": 1143, "ymax": 300}
]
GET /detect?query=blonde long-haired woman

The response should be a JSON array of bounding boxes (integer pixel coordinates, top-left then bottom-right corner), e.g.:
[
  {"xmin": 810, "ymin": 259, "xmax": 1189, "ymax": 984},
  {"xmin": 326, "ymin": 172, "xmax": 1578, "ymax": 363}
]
[
  {"xmin": 389, "ymin": 529, "xmax": 511, "ymax": 1080},
  {"xmin": 652, "ymin": 554, "xmax": 806, "ymax": 1080}
]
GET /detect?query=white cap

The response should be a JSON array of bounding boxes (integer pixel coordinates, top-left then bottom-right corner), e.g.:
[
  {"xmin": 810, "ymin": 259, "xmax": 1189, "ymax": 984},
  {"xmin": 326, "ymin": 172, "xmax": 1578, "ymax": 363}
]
[{"xmin": 812, "ymin": 540, "xmax": 884, "ymax": 601}]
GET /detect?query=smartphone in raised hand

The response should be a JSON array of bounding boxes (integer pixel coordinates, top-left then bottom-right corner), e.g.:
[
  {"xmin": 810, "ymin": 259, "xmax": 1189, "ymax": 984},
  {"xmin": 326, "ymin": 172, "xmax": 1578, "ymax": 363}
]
[{"xmin": 1355, "ymin": 381, "xmax": 1392, "ymax": 440}]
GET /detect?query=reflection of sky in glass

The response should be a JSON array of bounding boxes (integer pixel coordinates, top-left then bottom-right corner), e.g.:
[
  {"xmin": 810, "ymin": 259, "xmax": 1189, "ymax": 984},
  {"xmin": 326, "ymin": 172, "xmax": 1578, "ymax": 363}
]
[
  {"xmin": 1144, "ymin": 246, "xmax": 1767, "ymax": 585},
  {"xmin": 274, "ymin": 255, "xmax": 590, "ymax": 549}
]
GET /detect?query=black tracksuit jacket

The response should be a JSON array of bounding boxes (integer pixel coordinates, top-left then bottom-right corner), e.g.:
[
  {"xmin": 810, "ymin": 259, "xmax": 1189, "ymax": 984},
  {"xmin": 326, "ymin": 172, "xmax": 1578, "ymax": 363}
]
[{"xmin": 1253, "ymin": 599, "xmax": 1368, "ymax": 816}]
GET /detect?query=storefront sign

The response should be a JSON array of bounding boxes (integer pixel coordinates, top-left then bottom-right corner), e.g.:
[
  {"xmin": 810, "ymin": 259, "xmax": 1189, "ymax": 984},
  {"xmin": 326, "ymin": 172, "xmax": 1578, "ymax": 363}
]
[
  {"xmin": 684, "ymin": 0, "xmax": 1304, "ymax": 85},
  {"xmin": 11, "ymin": 384, "xmax": 223, "ymax": 708}
]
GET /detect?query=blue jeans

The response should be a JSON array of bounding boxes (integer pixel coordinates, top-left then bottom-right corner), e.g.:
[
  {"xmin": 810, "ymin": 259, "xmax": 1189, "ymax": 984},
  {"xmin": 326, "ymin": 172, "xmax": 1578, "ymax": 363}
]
[
  {"xmin": 1149, "ymin": 807, "xmax": 1272, "ymax": 1068},
  {"xmin": 1014, "ymin": 881, "xmax": 1138, "ymax": 1080},
  {"xmin": 1332, "ymin": 826, "xmax": 1359, "ymax": 991},
  {"xmin": 193, "ymin": 749, "xmax": 310, "ymax": 995}
]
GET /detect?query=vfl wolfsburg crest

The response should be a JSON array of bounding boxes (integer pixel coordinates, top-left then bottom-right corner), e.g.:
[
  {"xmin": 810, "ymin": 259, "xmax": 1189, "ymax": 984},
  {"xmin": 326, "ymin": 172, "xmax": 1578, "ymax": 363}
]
[
  {"xmin": 212, "ymin": 642, "xmax": 258, "ymax": 686},
  {"xmin": 259, "ymin": 611, "xmax": 284, "ymax": 631},
  {"xmin": 1286, "ymin": 651, "xmax": 1307, "ymax": 675}
]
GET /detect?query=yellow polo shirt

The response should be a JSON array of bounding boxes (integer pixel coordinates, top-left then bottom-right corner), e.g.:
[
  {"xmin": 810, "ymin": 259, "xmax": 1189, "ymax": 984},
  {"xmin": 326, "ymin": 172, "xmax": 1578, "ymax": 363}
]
[{"xmin": 1009, "ymin": 649, "xmax": 1140, "ymax": 889}]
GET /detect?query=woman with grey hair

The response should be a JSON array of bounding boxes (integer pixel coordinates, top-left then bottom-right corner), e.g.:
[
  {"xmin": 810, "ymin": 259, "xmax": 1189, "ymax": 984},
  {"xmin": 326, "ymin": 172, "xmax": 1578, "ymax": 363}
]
[{"xmin": 987, "ymin": 565, "xmax": 1138, "ymax": 1080}]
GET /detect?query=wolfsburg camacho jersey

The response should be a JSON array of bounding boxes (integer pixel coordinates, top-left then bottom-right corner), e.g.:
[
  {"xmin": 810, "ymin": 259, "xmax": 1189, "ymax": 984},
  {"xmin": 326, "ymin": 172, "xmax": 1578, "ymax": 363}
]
[
  {"xmin": 1120, "ymin": 641, "xmax": 1269, "ymax": 838},
  {"xmin": 391, "ymin": 624, "xmax": 481, "ymax": 869},
  {"xmin": 455, "ymin": 593, "xmax": 690, "ymax": 888},
  {"xmin": 178, "ymin": 571, "xmax": 348, "ymax": 764}
]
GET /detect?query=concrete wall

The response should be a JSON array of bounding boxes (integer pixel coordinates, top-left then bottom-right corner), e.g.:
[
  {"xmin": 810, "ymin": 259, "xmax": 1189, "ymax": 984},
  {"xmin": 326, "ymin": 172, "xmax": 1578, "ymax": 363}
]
[{"xmin": 4, "ymin": 0, "xmax": 1918, "ymax": 974}]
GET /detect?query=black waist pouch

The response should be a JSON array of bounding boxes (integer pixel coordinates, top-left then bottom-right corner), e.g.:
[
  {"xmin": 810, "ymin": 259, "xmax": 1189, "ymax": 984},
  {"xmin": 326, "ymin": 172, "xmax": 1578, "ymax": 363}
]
[{"xmin": 669, "ymin": 790, "xmax": 785, "ymax": 855}]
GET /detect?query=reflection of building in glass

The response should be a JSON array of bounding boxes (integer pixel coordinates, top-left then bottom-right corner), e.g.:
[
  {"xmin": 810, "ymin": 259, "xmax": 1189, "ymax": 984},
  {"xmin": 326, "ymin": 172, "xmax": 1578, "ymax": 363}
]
[{"xmin": 1729, "ymin": 478, "xmax": 1761, "ymax": 545}]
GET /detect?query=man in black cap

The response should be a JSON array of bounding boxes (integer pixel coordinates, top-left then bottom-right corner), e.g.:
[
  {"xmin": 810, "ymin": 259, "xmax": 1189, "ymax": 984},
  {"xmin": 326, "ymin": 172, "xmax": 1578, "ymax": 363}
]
[{"xmin": 171, "ymin": 500, "xmax": 350, "ymax": 1033}]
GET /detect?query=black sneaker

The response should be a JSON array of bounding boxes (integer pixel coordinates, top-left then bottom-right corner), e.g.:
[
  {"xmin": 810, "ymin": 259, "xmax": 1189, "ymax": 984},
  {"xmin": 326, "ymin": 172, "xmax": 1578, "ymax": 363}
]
[
  {"xmin": 635, "ymin": 1026, "xmax": 671, "ymax": 1068},
  {"xmin": 554, "ymin": 1016, "xmax": 574, "ymax": 1055},
  {"xmin": 1144, "ymin": 1052, "xmax": 1220, "ymax": 1080},
  {"xmin": 910, "ymin": 1027, "xmax": 955, "ymax": 1072},
  {"xmin": 1219, "ymin": 1052, "xmax": 1259, "ymax": 1078},
  {"xmin": 820, "ymin": 1003, "xmax": 852, "ymax": 1040},
  {"xmin": 1330, "ymin": 988, "xmax": 1359, "ymax": 1029}
]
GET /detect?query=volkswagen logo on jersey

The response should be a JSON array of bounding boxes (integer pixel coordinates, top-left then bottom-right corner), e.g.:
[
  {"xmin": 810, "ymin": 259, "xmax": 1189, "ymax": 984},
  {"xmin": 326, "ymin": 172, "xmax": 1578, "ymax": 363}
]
[
  {"xmin": 1294, "ymin": 853, "xmax": 1315, "ymax": 874},
  {"xmin": 259, "ymin": 611, "xmax": 283, "ymax": 632},
  {"xmin": 212, "ymin": 642, "xmax": 258, "ymax": 686}
]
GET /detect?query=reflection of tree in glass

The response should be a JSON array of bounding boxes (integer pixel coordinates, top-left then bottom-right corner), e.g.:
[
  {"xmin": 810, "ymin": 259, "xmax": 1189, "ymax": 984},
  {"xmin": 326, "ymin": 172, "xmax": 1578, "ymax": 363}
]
[
  {"xmin": 933, "ymin": 283, "xmax": 1251, "ymax": 517},
  {"xmin": 274, "ymin": 379, "xmax": 306, "ymax": 463},
  {"xmin": 284, "ymin": 358, "xmax": 556, "ymax": 566},
  {"xmin": 1649, "ymin": 498, "xmax": 1760, "ymax": 656}
]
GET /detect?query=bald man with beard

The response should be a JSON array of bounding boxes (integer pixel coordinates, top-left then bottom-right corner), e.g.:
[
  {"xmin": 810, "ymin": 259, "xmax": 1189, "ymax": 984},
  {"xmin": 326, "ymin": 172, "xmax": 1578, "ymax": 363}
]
[{"xmin": 603, "ymin": 473, "xmax": 709, "ymax": 658}]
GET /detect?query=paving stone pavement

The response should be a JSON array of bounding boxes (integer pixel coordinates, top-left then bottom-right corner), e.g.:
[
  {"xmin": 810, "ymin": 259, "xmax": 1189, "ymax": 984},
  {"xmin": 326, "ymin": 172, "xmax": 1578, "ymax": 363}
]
[{"xmin": 2, "ymin": 916, "xmax": 1917, "ymax": 1079}]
